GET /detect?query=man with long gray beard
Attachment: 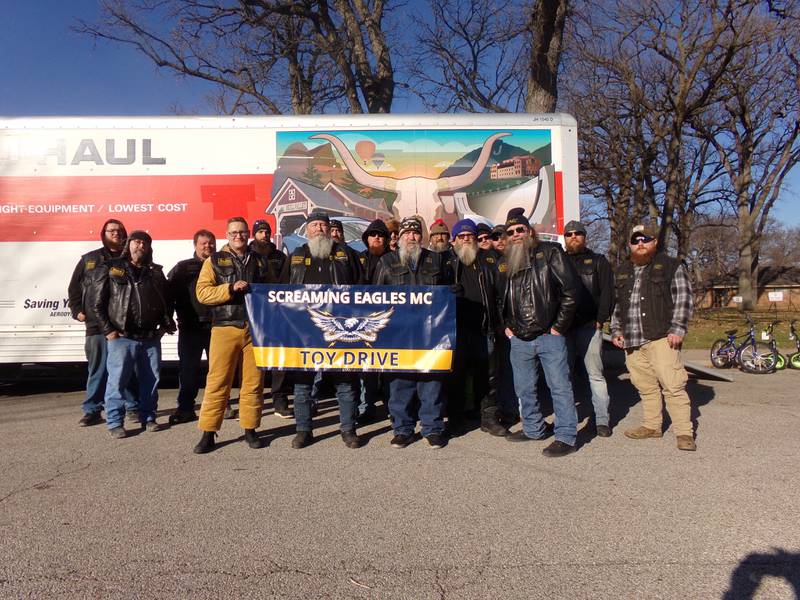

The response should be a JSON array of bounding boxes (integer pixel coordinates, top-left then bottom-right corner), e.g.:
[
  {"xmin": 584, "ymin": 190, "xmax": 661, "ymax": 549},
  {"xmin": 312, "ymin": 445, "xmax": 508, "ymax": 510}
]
[
  {"xmin": 497, "ymin": 208, "xmax": 581, "ymax": 457},
  {"xmin": 444, "ymin": 219, "xmax": 509, "ymax": 437},
  {"xmin": 373, "ymin": 216, "xmax": 454, "ymax": 448},
  {"xmin": 282, "ymin": 212, "xmax": 361, "ymax": 449}
]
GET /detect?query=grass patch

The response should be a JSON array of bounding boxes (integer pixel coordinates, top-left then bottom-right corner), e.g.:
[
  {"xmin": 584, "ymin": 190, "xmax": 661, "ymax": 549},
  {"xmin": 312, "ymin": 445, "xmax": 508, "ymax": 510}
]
[{"xmin": 683, "ymin": 308, "xmax": 800, "ymax": 351}]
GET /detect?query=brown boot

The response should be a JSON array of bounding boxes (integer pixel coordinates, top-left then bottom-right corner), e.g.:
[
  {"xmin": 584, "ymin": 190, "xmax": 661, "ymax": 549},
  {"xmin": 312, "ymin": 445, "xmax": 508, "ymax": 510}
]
[
  {"xmin": 624, "ymin": 426, "xmax": 662, "ymax": 439},
  {"xmin": 676, "ymin": 435, "xmax": 697, "ymax": 451}
]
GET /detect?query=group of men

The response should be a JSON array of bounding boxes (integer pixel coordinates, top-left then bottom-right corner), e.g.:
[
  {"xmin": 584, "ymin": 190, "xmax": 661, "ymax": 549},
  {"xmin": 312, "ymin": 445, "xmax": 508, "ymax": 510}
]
[{"xmin": 68, "ymin": 208, "xmax": 697, "ymax": 456}]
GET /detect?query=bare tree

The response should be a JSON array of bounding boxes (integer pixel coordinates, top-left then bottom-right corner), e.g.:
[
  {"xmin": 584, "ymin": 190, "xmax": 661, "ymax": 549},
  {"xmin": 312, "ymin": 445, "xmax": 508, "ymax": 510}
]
[
  {"xmin": 75, "ymin": 0, "xmax": 396, "ymax": 115},
  {"xmin": 409, "ymin": 0, "xmax": 568, "ymax": 113}
]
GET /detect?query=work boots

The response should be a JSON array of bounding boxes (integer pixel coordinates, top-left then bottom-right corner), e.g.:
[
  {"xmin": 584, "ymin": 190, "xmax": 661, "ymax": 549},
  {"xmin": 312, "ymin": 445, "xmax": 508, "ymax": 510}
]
[
  {"xmin": 480, "ymin": 408, "xmax": 510, "ymax": 437},
  {"xmin": 193, "ymin": 431, "xmax": 217, "ymax": 454}
]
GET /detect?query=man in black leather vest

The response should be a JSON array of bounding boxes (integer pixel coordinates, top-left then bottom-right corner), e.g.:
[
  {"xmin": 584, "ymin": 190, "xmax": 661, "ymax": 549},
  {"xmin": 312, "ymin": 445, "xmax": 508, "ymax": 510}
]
[
  {"xmin": 193, "ymin": 217, "xmax": 279, "ymax": 454},
  {"xmin": 285, "ymin": 212, "xmax": 362, "ymax": 450},
  {"xmin": 167, "ymin": 229, "xmax": 216, "ymax": 425},
  {"xmin": 611, "ymin": 223, "xmax": 696, "ymax": 451},
  {"xmin": 563, "ymin": 220, "xmax": 615, "ymax": 437},
  {"xmin": 373, "ymin": 216, "xmax": 454, "ymax": 449}
]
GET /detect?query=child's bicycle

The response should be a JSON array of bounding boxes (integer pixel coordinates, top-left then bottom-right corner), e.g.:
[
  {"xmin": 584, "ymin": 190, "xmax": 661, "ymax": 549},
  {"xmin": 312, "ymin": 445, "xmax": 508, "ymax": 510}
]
[
  {"xmin": 788, "ymin": 320, "xmax": 800, "ymax": 369},
  {"xmin": 710, "ymin": 313, "xmax": 777, "ymax": 374},
  {"xmin": 761, "ymin": 320, "xmax": 787, "ymax": 371}
]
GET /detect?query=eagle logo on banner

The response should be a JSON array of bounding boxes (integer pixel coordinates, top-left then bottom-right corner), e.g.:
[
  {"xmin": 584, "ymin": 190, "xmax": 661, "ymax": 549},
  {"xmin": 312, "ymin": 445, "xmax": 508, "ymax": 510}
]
[{"xmin": 307, "ymin": 307, "xmax": 394, "ymax": 346}]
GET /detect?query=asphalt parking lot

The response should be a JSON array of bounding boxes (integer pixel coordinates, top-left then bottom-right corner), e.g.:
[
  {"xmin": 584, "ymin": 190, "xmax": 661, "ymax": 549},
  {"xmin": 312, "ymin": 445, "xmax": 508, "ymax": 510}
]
[{"xmin": 1, "ymin": 350, "xmax": 799, "ymax": 599}]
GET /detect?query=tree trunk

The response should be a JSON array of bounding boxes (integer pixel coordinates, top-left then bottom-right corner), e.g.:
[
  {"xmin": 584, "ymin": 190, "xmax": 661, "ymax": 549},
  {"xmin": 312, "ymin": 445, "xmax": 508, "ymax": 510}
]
[
  {"xmin": 524, "ymin": 0, "xmax": 569, "ymax": 113},
  {"xmin": 737, "ymin": 217, "xmax": 758, "ymax": 311}
]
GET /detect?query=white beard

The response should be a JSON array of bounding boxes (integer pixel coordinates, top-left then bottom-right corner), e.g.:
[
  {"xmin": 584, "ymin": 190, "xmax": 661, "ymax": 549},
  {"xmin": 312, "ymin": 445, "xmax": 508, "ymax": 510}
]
[
  {"xmin": 430, "ymin": 239, "xmax": 450, "ymax": 253},
  {"xmin": 454, "ymin": 242, "xmax": 477, "ymax": 266},
  {"xmin": 308, "ymin": 234, "xmax": 334, "ymax": 260},
  {"xmin": 506, "ymin": 237, "xmax": 533, "ymax": 276},
  {"xmin": 398, "ymin": 240, "xmax": 422, "ymax": 266}
]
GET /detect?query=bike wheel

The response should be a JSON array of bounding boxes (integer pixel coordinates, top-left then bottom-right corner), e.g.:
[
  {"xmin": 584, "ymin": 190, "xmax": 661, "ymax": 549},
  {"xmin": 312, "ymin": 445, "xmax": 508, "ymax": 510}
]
[
  {"xmin": 710, "ymin": 339, "xmax": 733, "ymax": 368},
  {"xmin": 790, "ymin": 353, "xmax": 800, "ymax": 369},
  {"xmin": 738, "ymin": 343, "xmax": 777, "ymax": 374},
  {"xmin": 775, "ymin": 353, "xmax": 787, "ymax": 370}
]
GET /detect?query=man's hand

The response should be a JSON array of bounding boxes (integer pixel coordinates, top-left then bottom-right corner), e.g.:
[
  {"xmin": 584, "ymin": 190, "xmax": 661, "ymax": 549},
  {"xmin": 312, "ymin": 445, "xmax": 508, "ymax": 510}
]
[
  {"xmin": 612, "ymin": 334, "xmax": 624, "ymax": 348},
  {"xmin": 667, "ymin": 333, "xmax": 684, "ymax": 349},
  {"xmin": 77, "ymin": 312, "xmax": 86, "ymax": 322},
  {"xmin": 449, "ymin": 283, "xmax": 464, "ymax": 296},
  {"xmin": 106, "ymin": 331, "xmax": 120, "ymax": 341},
  {"xmin": 505, "ymin": 327, "xmax": 514, "ymax": 338},
  {"xmin": 550, "ymin": 328, "xmax": 561, "ymax": 336},
  {"xmin": 596, "ymin": 321, "xmax": 603, "ymax": 330},
  {"xmin": 232, "ymin": 280, "xmax": 249, "ymax": 293}
]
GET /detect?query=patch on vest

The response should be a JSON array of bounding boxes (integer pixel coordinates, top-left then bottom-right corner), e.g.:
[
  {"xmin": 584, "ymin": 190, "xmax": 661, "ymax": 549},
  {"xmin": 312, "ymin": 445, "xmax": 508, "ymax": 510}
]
[
  {"xmin": 109, "ymin": 266, "xmax": 125, "ymax": 277},
  {"xmin": 291, "ymin": 256, "xmax": 303, "ymax": 265},
  {"xmin": 584, "ymin": 258, "xmax": 593, "ymax": 264},
  {"xmin": 304, "ymin": 258, "xmax": 312, "ymax": 266},
  {"xmin": 217, "ymin": 257, "xmax": 233, "ymax": 267},
  {"xmin": 85, "ymin": 260, "xmax": 96, "ymax": 270},
  {"xmin": 426, "ymin": 256, "xmax": 432, "ymax": 263},
  {"xmin": 498, "ymin": 263, "xmax": 508, "ymax": 273},
  {"xmin": 359, "ymin": 257, "xmax": 366, "ymax": 265},
  {"xmin": 485, "ymin": 257, "xmax": 495, "ymax": 263},
  {"xmin": 653, "ymin": 263, "xmax": 664, "ymax": 270},
  {"xmin": 536, "ymin": 252, "xmax": 544, "ymax": 259}
]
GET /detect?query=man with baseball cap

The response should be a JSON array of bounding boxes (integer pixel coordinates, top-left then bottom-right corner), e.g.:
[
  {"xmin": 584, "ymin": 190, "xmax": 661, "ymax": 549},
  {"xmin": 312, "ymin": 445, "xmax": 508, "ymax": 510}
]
[
  {"xmin": 284, "ymin": 211, "xmax": 362, "ymax": 449},
  {"xmin": 563, "ymin": 220, "xmax": 615, "ymax": 437},
  {"xmin": 374, "ymin": 216, "xmax": 454, "ymax": 448},
  {"xmin": 611, "ymin": 222, "xmax": 696, "ymax": 451},
  {"xmin": 497, "ymin": 208, "xmax": 581, "ymax": 457}
]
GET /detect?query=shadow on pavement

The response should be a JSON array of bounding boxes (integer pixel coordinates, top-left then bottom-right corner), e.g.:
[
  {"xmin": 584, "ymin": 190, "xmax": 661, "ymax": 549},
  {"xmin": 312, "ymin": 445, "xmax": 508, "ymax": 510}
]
[{"xmin": 722, "ymin": 548, "xmax": 800, "ymax": 599}]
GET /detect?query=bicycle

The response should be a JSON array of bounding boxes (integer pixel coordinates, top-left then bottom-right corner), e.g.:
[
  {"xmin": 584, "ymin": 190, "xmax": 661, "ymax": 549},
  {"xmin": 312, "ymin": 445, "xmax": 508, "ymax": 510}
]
[
  {"xmin": 761, "ymin": 321, "xmax": 787, "ymax": 371},
  {"xmin": 788, "ymin": 320, "xmax": 800, "ymax": 369},
  {"xmin": 709, "ymin": 314, "xmax": 777, "ymax": 373}
]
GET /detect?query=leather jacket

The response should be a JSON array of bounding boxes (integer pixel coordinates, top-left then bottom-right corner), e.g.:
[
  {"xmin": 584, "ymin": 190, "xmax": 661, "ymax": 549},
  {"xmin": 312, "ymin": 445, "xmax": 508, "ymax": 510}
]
[
  {"xmin": 249, "ymin": 240, "xmax": 287, "ymax": 278},
  {"xmin": 92, "ymin": 258, "xmax": 174, "ymax": 338},
  {"xmin": 446, "ymin": 249, "xmax": 500, "ymax": 334},
  {"xmin": 197, "ymin": 245, "xmax": 278, "ymax": 328},
  {"xmin": 373, "ymin": 248, "xmax": 453, "ymax": 286},
  {"xmin": 67, "ymin": 246, "xmax": 122, "ymax": 336},
  {"xmin": 286, "ymin": 241, "xmax": 360, "ymax": 284},
  {"xmin": 167, "ymin": 255, "xmax": 212, "ymax": 330},
  {"xmin": 497, "ymin": 240, "xmax": 580, "ymax": 340},
  {"xmin": 566, "ymin": 247, "xmax": 615, "ymax": 327}
]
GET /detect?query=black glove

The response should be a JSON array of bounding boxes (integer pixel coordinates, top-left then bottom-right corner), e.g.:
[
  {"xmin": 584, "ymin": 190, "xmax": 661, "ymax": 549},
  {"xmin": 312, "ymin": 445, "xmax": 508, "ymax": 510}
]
[{"xmin": 449, "ymin": 283, "xmax": 464, "ymax": 296}]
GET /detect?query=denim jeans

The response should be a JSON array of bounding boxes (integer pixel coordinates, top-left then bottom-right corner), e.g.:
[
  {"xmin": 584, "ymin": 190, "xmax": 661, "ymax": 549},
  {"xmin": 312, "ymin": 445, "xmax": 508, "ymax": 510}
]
[
  {"xmin": 489, "ymin": 333, "xmax": 518, "ymax": 418},
  {"xmin": 82, "ymin": 334, "xmax": 137, "ymax": 416},
  {"xmin": 358, "ymin": 372, "xmax": 382, "ymax": 416},
  {"xmin": 105, "ymin": 337, "xmax": 161, "ymax": 430},
  {"xmin": 388, "ymin": 375, "xmax": 445, "ymax": 437},
  {"xmin": 509, "ymin": 333, "xmax": 577, "ymax": 445},
  {"xmin": 176, "ymin": 327, "xmax": 211, "ymax": 411},
  {"xmin": 294, "ymin": 373, "xmax": 357, "ymax": 432},
  {"xmin": 566, "ymin": 323, "xmax": 610, "ymax": 426}
]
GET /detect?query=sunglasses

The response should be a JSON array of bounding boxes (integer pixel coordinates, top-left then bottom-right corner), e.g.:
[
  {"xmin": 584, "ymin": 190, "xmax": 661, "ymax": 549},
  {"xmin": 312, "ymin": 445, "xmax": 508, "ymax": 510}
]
[
  {"xmin": 564, "ymin": 231, "xmax": 585, "ymax": 238},
  {"xmin": 456, "ymin": 232, "xmax": 475, "ymax": 240},
  {"xmin": 630, "ymin": 235, "xmax": 654, "ymax": 245},
  {"xmin": 506, "ymin": 226, "xmax": 528, "ymax": 236},
  {"xmin": 477, "ymin": 235, "xmax": 490, "ymax": 242}
]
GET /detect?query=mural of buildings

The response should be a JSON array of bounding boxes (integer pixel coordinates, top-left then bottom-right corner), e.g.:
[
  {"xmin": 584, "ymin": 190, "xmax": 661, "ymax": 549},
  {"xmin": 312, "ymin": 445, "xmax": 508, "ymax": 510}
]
[
  {"xmin": 266, "ymin": 177, "xmax": 391, "ymax": 237},
  {"xmin": 490, "ymin": 155, "xmax": 542, "ymax": 180}
]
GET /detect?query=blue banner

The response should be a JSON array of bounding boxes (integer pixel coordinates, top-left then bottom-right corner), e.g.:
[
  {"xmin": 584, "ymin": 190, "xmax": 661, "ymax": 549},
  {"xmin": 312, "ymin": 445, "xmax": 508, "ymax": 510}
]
[{"xmin": 246, "ymin": 284, "xmax": 455, "ymax": 372}]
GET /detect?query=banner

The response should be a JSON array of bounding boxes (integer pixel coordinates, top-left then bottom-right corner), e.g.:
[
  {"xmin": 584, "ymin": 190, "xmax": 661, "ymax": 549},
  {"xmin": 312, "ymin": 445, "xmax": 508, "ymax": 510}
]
[{"xmin": 246, "ymin": 284, "xmax": 455, "ymax": 372}]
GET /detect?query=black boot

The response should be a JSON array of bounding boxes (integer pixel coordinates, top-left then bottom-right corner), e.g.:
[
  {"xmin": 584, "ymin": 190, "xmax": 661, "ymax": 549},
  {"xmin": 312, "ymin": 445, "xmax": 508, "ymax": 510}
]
[
  {"xmin": 193, "ymin": 431, "xmax": 216, "ymax": 454},
  {"xmin": 244, "ymin": 428, "xmax": 263, "ymax": 449},
  {"xmin": 480, "ymin": 408, "xmax": 510, "ymax": 437}
]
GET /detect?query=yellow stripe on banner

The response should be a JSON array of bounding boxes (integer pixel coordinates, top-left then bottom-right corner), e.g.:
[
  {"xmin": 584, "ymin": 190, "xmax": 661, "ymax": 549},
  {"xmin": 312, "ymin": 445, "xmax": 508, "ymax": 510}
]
[{"xmin": 253, "ymin": 347, "xmax": 453, "ymax": 371}]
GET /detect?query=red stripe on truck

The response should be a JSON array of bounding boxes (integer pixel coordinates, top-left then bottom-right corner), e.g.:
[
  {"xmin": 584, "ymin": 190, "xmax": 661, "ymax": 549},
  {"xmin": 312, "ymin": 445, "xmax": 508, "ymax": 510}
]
[{"xmin": 0, "ymin": 174, "xmax": 275, "ymax": 241}]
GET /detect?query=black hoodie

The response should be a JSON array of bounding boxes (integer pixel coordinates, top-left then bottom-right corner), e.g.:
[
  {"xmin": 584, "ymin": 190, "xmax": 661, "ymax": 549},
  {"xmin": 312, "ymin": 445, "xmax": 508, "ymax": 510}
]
[{"xmin": 67, "ymin": 219, "xmax": 128, "ymax": 336}]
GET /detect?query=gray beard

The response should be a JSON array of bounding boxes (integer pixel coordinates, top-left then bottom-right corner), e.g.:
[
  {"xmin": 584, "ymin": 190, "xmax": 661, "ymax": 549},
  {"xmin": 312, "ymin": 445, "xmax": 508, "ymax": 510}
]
[
  {"xmin": 506, "ymin": 237, "xmax": 533, "ymax": 275},
  {"xmin": 398, "ymin": 241, "xmax": 422, "ymax": 267},
  {"xmin": 430, "ymin": 240, "xmax": 450, "ymax": 253},
  {"xmin": 455, "ymin": 243, "xmax": 477, "ymax": 266},
  {"xmin": 308, "ymin": 235, "xmax": 333, "ymax": 260}
]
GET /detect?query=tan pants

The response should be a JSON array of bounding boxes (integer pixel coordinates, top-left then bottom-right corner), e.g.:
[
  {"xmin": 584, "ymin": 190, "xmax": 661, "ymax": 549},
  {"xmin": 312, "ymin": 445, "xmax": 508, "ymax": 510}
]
[
  {"xmin": 625, "ymin": 337, "xmax": 692, "ymax": 437},
  {"xmin": 198, "ymin": 326, "xmax": 264, "ymax": 432}
]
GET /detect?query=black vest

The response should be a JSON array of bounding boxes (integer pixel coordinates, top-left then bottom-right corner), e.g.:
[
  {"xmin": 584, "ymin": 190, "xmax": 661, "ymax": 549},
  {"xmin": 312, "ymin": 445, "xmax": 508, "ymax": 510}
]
[
  {"xmin": 208, "ymin": 250, "xmax": 276, "ymax": 327},
  {"xmin": 288, "ymin": 242, "xmax": 358, "ymax": 285},
  {"xmin": 615, "ymin": 253, "xmax": 680, "ymax": 341}
]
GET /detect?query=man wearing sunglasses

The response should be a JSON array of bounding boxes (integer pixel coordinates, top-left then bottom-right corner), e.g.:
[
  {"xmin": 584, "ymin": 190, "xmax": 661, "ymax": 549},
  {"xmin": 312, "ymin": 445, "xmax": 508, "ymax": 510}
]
[
  {"xmin": 563, "ymin": 220, "xmax": 615, "ymax": 438},
  {"xmin": 610, "ymin": 223, "xmax": 696, "ymax": 451},
  {"xmin": 497, "ymin": 208, "xmax": 581, "ymax": 457}
]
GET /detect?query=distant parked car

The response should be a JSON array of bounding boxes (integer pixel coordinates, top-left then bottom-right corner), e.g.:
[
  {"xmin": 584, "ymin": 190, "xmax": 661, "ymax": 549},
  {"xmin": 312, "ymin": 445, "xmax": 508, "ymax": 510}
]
[{"xmin": 281, "ymin": 215, "xmax": 370, "ymax": 255}]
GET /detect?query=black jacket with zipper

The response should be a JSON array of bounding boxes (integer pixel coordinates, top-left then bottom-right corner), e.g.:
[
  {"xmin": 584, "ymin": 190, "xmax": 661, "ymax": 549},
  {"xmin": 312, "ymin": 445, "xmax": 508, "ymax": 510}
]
[
  {"xmin": 496, "ymin": 240, "xmax": 580, "ymax": 340},
  {"xmin": 445, "ymin": 249, "xmax": 499, "ymax": 335}
]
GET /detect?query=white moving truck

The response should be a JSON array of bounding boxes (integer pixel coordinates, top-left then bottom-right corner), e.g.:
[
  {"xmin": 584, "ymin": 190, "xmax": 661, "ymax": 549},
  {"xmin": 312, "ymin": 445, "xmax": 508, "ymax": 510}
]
[{"xmin": 0, "ymin": 113, "xmax": 579, "ymax": 365}]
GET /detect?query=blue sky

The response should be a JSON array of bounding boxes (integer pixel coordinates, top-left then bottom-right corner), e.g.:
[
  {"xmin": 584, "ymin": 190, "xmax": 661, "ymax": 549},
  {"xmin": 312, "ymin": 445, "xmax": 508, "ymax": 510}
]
[{"xmin": 1, "ymin": 0, "xmax": 797, "ymax": 225}]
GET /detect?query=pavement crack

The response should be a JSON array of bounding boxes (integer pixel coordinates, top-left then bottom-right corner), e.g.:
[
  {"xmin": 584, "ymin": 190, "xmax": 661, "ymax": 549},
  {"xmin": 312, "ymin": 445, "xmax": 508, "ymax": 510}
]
[{"xmin": 0, "ymin": 452, "xmax": 90, "ymax": 505}]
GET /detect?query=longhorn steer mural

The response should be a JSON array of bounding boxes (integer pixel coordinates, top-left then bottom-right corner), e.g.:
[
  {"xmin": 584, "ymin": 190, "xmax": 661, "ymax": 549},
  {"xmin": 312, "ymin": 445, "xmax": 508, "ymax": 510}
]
[{"xmin": 309, "ymin": 132, "xmax": 510, "ymax": 228}]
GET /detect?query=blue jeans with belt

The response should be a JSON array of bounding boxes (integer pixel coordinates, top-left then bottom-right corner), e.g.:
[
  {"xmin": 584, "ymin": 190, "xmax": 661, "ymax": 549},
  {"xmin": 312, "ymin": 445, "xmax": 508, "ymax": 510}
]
[
  {"xmin": 509, "ymin": 333, "xmax": 577, "ymax": 445},
  {"xmin": 105, "ymin": 336, "xmax": 161, "ymax": 429},
  {"xmin": 566, "ymin": 323, "xmax": 610, "ymax": 426},
  {"xmin": 82, "ymin": 333, "xmax": 137, "ymax": 416},
  {"xmin": 388, "ymin": 375, "xmax": 445, "ymax": 437}
]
